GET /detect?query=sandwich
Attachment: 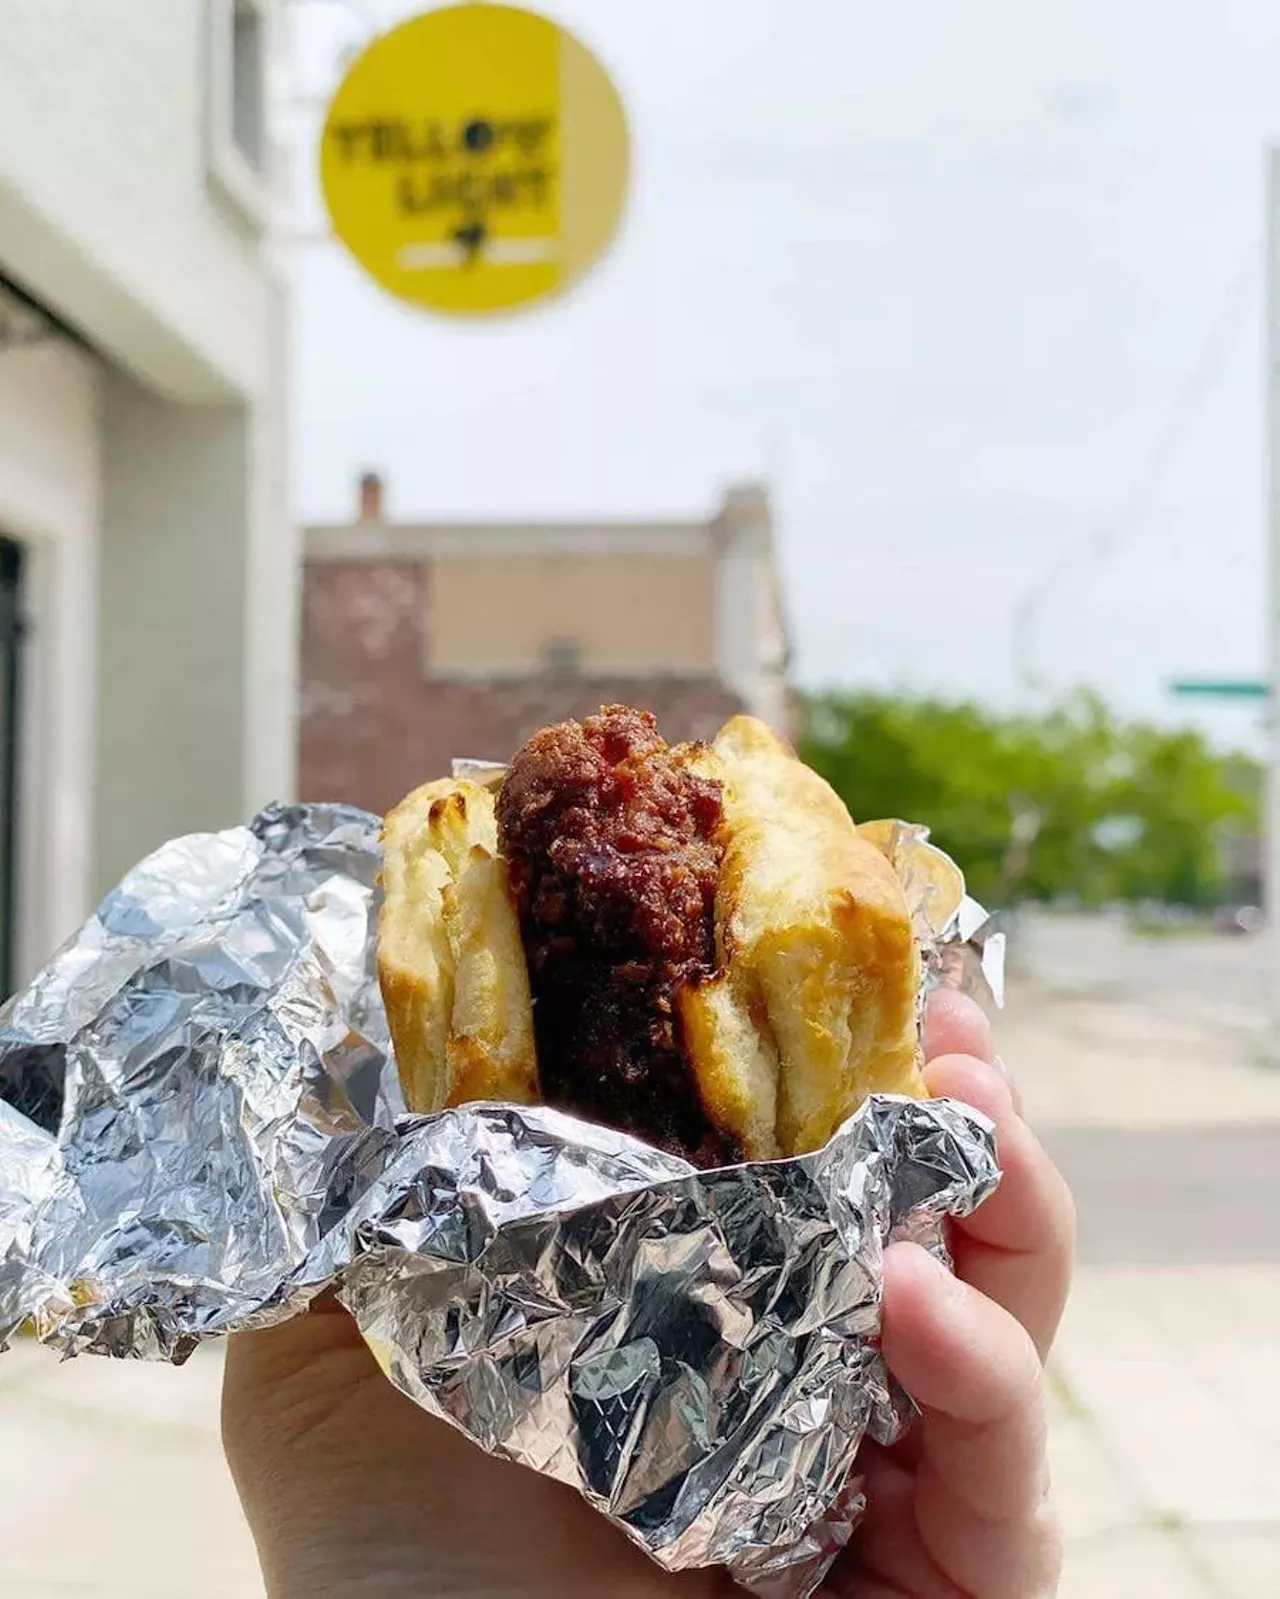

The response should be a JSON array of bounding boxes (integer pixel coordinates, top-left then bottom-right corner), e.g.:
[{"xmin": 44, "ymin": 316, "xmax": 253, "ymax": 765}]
[{"xmin": 377, "ymin": 705, "xmax": 924, "ymax": 1166}]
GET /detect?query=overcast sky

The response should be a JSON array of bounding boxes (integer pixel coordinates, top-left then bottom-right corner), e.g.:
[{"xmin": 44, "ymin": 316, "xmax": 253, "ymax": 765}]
[{"xmin": 290, "ymin": 0, "xmax": 1280, "ymax": 751}]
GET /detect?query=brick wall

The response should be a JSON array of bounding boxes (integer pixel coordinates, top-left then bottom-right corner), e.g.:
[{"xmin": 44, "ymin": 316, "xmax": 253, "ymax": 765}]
[{"xmin": 299, "ymin": 560, "xmax": 744, "ymax": 816}]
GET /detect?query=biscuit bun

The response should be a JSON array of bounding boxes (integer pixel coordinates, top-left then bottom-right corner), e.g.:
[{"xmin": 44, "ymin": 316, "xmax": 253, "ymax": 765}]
[{"xmin": 378, "ymin": 708, "xmax": 924, "ymax": 1165}]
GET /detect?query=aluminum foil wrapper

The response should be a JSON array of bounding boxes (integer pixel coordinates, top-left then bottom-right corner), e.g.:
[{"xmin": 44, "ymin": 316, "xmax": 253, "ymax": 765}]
[{"xmin": 0, "ymin": 803, "xmax": 1001, "ymax": 1597}]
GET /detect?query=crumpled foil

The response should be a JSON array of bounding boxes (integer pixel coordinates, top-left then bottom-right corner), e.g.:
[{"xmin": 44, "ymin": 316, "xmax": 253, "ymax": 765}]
[{"xmin": 0, "ymin": 802, "xmax": 1001, "ymax": 1597}]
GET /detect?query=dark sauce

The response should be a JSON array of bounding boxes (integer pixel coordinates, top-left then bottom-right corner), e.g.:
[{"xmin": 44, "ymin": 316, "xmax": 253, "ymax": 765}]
[{"xmin": 496, "ymin": 706, "xmax": 736, "ymax": 1166}]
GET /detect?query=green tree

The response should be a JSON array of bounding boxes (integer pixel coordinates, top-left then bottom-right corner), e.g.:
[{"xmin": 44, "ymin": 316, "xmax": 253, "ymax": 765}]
[{"xmin": 799, "ymin": 691, "xmax": 1258, "ymax": 910}]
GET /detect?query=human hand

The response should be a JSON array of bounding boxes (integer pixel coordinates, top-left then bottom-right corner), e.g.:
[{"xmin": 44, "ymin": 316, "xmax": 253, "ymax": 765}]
[
  {"xmin": 222, "ymin": 989, "xmax": 1073, "ymax": 1598},
  {"xmin": 835, "ymin": 990, "xmax": 1075, "ymax": 1597}
]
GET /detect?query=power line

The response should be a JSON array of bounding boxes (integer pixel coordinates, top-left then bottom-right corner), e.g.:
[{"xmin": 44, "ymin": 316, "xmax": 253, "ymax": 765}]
[{"xmin": 1013, "ymin": 248, "xmax": 1257, "ymax": 693}]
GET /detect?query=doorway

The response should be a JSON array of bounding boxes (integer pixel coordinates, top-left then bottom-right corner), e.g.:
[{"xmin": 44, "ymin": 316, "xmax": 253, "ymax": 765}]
[{"xmin": 0, "ymin": 536, "xmax": 24, "ymax": 998}]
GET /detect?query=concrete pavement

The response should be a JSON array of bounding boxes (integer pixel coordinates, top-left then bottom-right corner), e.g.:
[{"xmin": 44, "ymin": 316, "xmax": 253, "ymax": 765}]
[
  {"xmin": 1040, "ymin": 1127, "xmax": 1280, "ymax": 1264},
  {"xmin": 0, "ymin": 1339, "xmax": 260, "ymax": 1598},
  {"xmin": 10, "ymin": 1270, "xmax": 1274, "ymax": 1599},
  {"xmin": 1011, "ymin": 924, "xmax": 1280, "ymax": 1597},
  {"xmin": 1049, "ymin": 1266, "xmax": 1280, "ymax": 1599},
  {"xmin": 2, "ymin": 919, "xmax": 1279, "ymax": 1596},
  {"xmin": 1012, "ymin": 911, "xmax": 1273, "ymax": 1044},
  {"xmin": 1000, "ymin": 981, "xmax": 1280, "ymax": 1131},
  {"xmin": 6, "ymin": 1276, "xmax": 1275, "ymax": 1599}
]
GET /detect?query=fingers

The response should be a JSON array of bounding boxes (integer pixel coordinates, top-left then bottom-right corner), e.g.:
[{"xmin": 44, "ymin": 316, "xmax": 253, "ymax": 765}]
[
  {"xmin": 846, "ymin": 1443, "xmax": 971, "ymax": 1599},
  {"xmin": 880, "ymin": 1243, "xmax": 1063, "ymax": 1599},
  {"xmin": 923, "ymin": 1051, "xmax": 1075, "ymax": 1360},
  {"xmin": 882, "ymin": 1245, "xmax": 1047, "ymax": 1519},
  {"xmin": 922, "ymin": 989, "xmax": 994, "ymax": 1065},
  {"xmin": 923, "ymin": 989, "xmax": 1022, "ymax": 1110},
  {"xmin": 922, "ymin": 992, "xmax": 1074, "ymax": 1356}
]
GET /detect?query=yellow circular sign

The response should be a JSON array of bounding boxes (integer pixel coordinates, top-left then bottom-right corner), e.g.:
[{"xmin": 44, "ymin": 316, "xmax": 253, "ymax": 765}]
[{"xmin": 321, "ymin": 4, "xmax": 630, "ymax": 316}]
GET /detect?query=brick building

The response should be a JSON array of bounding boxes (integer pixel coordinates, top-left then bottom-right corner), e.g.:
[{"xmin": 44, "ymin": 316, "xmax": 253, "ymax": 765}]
[{"xmin": 299, "ymin": 477, "xmax": 791, "ymax": 814}]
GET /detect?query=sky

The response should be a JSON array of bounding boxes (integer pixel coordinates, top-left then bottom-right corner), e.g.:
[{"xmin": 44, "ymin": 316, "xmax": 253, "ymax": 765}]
[{"xmin": 288, "ymin": 0, "xmax": 1280, "ymax": 752}]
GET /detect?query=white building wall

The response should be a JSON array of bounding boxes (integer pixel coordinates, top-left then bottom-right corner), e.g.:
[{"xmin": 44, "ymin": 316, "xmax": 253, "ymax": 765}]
[
  {"xmin": 96, "ymin": 375, "xmax": 250, "ymax": 892},
  {"xmin": 240, "ymin": 284, "xmax": 299, "ymax": 820},
  {"xmin": 0, "ymin": 0, "xmax": 274, "ymax": 401},
  {"xmin": 96, "ymin": 292, "xmax": 296, "ymax": 895},
  {"xmin": 0, "ymin": 338, "xmax": 101, "ymax": 980},
  {"xmin": 714, "ymin": 485, "xmax": 790, "ymax": 733},
  {"xmin": 0, "ymin": 0, "xmax": 297, "ymax": 969}
]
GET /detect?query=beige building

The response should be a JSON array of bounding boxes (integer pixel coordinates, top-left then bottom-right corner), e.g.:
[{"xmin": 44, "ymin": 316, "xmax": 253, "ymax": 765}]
[{"xmin": 299, "ymin": 477, "xmax": 790, "ymax": 814}]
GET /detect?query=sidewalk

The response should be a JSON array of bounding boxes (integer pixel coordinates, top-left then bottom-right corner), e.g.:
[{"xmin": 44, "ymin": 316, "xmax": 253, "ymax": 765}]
[
  {"xmin": 1, "ymin": 962, "xmax": 1277, "ymax": 1596},
  {"xmin": 7, "ymin": 1273, "xmax": 1274, "ymax": 1599},
  {"xmin": 0, "ymin": 1339, "xmax": 260, "ymax": 1598},
  {"xmin": 1001, "ymin": 982, "xmax": 1280, "ymax": 1130},
  {"xmin": 1049, "ymin": 1266, "xmax": 1280, "ymax": 1599},
  {"xmin": 5, "ymin": 1273, "xmax": 1275, "ymax": 1599},
  {"xmin": 1015, "ymin": 962, "xmax": 1280, "ymax": 1598}
]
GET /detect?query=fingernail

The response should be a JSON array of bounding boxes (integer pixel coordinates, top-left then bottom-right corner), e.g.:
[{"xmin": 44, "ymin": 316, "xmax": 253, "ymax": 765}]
[
  {"xmin": 992, "ymin": 1055, "xmax": 1024, "ymax": 1117},
  {"xmin": 937, "ymin": 1253, "xmax": 971, "ymax": 1309},
  {"xmin": 898, "ymin": 1239, "xmax": 969, "ymax": 1308}
]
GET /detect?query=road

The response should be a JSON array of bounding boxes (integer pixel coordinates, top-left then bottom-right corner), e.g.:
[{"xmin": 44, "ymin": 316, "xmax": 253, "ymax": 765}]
[
  {"xmin": 1014, "ymin": 910, "xmax": 1272, "ymax": 1040},
  {"xmin": 1005, "ymin": 911, "xmax": 1280, "ymax": 1268},
  {"xmin": 1041, "ymin": 1125, "xmax": 1280, "ymax": 1265},
  {"xmin": 995, "ymin": 929, "xmax": 1280, "ymax": 1595}
]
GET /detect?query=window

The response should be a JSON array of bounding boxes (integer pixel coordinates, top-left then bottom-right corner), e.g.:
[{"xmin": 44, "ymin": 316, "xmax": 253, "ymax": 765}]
[
  {"xmin": 207, "ymin": 0, "xmax": 271, "ymax": 229},
  {"xmin": 232, "ymin": 0, "xmax": 266, "ymax": 171},
  {"xmin": 542, "ymin": 638, "xmax": 581, "ymax": 678}
]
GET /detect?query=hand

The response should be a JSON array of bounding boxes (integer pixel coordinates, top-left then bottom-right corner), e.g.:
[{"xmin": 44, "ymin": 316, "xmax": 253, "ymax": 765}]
[
  {"xmin": 223, "ymin": 1294, "xmax": 727, "ymax": 1599},
  {"xmin": 222, "ymin": 990, "xmax": 1074, "ymax": 1598},
  {"xmin": 838, "ymin": 991, "xmax": 1074, "ymax": 1598}
]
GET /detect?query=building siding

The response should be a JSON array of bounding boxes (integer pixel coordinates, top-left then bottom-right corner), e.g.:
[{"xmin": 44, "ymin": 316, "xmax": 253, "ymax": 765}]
[
  {"xmin": 299, "ymin": 559, "xmax": 742, "ymax": 815},
  {"xmin": 0, "ymin": 2, "xmax": 295, "ymax": 975},
  {"xmin": 425, "ymin": 550, "xmax": 716, "ymax": 675},
  {"xmin": 0, "ymin": 0, "xmax": 278, "ymax": 400}
]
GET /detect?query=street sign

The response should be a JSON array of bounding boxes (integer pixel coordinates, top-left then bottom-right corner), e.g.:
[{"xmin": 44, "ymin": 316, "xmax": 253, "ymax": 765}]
[
  {"xmin": 321, "ymin": 4, "xmax": 630, "ymax": 317},
  {"xmin": 1168, "ymin": 680, "xmax": 1270, "ymax": 699}
]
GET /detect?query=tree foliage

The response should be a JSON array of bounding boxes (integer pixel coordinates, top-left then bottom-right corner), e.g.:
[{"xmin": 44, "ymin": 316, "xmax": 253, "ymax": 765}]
[{"xmin": 799, "ymin": 690, "xmax": 1259, "ymax": 909}]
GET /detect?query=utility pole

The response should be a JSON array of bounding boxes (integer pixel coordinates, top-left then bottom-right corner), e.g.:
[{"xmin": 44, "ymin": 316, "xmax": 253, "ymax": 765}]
[
  {"xmin": 1010, "ymin": 584, "xmax": 1041, "ymax": 701},
  {"xmin": 1266, "ymin": 148, "xmax": 1280, "ymax": 1034}
]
